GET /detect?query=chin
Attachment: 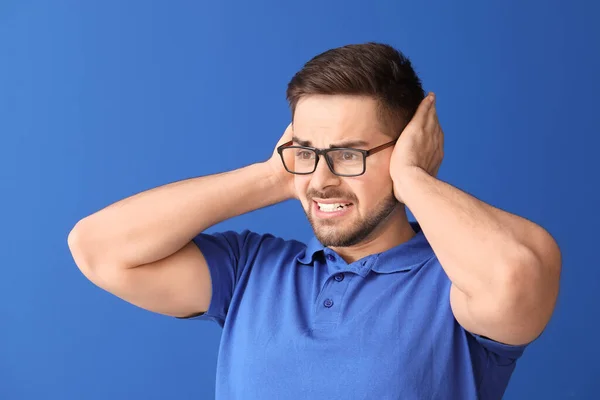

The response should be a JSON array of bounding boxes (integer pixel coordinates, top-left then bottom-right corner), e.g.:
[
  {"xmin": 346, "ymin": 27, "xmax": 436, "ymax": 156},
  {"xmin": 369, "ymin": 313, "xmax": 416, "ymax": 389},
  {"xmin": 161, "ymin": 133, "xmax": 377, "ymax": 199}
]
[
  {"xmin": 306, "ymin": 194, "xmax": 399, "ymax": 248},
  {"xmin": 311, "ymin": 217, "xmax": 374, "ymax": 247}
]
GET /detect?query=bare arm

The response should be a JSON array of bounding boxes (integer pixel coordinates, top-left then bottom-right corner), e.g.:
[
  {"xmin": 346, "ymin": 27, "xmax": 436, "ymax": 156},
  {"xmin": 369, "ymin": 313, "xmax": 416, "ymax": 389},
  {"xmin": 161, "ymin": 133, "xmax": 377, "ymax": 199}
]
[
  {"xmin": 68, "ymin": 160, "xmax": 292, "ymax": 318},
  {"xmin": 390, "ymin": 95, "xmax": 560, "ymax": 346},
  {"xmin": 396, "ymin": 167, "xmax": 561, "ymax": 346}
]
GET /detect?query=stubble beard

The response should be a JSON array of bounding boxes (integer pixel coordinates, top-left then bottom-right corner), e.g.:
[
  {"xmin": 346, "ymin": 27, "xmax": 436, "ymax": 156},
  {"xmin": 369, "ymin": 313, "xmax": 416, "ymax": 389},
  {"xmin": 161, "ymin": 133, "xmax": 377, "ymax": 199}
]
[{"xmin": 305, "ymin": 192, "xmax": 399, "ymax": 247}]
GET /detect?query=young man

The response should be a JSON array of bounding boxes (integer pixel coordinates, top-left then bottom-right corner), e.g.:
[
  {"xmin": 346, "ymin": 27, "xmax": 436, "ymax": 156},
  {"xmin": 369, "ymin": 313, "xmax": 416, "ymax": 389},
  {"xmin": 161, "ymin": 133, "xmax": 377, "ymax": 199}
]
[{"xmin": 68, "ymin": 43, "xmax": 561, "ymax": 399}]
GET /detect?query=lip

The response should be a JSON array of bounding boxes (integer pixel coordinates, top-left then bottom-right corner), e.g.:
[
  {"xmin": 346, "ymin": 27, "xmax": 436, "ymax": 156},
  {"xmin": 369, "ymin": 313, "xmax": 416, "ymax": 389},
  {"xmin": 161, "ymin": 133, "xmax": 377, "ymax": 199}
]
[
  {"xmin": 312, "ymin": 198, "xmax": 354, "ymax": 204},
  {"xmin": 312, "ymin": 200, "xmax": 354, "ymax": 219}
]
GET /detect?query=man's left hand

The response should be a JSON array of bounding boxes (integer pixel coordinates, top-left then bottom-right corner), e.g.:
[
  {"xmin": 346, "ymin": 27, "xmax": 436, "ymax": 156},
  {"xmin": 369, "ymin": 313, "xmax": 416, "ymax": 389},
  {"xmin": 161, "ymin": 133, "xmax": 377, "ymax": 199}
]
[{"xmin": 390, "ymin": 92, "xmax": 445, "ymax": 203}]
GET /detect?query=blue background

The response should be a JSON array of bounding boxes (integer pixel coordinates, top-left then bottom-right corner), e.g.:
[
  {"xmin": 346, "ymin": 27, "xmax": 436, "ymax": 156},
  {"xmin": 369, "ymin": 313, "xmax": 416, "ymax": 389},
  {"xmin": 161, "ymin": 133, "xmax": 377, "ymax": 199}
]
[{"xmin": 1, "ymin": 1, "xmax": 598, "ymax": 399}]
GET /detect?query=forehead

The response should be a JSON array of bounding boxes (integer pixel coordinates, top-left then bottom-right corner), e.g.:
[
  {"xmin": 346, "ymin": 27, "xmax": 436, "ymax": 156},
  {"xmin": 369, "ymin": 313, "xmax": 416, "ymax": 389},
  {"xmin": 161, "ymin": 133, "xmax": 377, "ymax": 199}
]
[{"xmin": 293, "ymin": 95, "xmax": 386, "ymax": 147}]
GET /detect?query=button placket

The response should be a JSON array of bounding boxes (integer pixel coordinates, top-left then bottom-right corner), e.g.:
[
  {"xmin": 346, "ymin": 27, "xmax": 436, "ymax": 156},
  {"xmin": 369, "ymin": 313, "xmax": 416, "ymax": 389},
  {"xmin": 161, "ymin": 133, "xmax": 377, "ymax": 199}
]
[{"xmin": 313, "ymin": 269, "xmax": 353, "ymax": 327}]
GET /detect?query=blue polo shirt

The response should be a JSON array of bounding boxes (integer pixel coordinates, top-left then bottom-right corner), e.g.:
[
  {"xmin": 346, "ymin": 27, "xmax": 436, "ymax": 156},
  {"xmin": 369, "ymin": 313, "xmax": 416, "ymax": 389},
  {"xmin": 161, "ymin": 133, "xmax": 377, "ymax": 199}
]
[{"xmin": 182, "ymin": 222, "xmax": 528, "ymax": 399}]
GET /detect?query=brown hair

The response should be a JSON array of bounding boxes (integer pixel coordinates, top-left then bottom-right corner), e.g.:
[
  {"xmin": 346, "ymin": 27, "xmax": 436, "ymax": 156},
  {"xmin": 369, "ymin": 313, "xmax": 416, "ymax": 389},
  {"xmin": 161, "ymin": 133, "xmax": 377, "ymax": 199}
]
[{"xmin": 286, "ymin": 42, "xmax": 425, "ymax": 136}]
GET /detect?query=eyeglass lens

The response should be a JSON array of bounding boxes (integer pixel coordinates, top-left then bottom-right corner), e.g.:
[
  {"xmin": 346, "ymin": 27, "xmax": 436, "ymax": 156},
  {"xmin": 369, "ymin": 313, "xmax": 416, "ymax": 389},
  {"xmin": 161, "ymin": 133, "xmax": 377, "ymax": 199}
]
[{"xmin": 280, "ymin": 147, "xmax": 364, "ymax": 175}]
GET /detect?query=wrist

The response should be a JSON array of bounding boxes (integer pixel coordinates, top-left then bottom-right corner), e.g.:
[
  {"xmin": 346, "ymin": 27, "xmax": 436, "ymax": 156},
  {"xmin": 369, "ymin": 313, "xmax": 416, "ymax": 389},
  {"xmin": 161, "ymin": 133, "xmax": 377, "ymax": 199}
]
[
  {"xmin": 261, "ymin": 160, "xmax": 296, "ymax": 201},
  {"xmin": 392, "ymin": 166, "xmax": 428, "ymax": 204}
]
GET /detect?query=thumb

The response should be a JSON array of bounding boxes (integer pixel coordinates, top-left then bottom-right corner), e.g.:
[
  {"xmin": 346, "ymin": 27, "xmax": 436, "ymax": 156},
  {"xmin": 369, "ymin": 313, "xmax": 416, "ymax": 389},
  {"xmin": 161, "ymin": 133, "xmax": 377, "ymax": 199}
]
[
  {"xmin": 272, "ymin": 123, "xmax": 294, "ymax": 160},
  {"xmin": 276, "ymin": 123, "xmax": 294, "ymax": 147}
]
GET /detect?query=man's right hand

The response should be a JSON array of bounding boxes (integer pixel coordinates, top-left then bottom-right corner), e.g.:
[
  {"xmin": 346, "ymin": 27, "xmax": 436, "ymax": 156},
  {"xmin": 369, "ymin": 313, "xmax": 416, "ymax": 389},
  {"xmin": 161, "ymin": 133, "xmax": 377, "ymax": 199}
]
[
  {"xmin": 69, "ymin": 123, "xmax": 300, "ymax": 319},
  {"xmin": 265, "ymin": 123, "xmax": 297, "ymax": 200}
]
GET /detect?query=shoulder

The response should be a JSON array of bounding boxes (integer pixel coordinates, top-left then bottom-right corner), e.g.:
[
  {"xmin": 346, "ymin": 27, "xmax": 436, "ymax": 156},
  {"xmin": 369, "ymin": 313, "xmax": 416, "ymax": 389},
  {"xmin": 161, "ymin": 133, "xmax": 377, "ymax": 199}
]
[{"xmin": 193, "ymin": 229, "xmax": 307, "ymax": 263}]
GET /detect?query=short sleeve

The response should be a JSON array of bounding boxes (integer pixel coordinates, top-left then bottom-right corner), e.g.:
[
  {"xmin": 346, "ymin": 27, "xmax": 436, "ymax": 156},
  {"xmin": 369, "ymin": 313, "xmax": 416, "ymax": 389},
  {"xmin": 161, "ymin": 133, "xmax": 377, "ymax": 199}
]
[
  {"xmin": 466, "ymin": 332, "xmax": 530, "ymax": 398},
  {"xmin": 176, "ymin": 229, "xmax": 261, "ymax": 327},
  {"xmin": 470, "ymin": 333, "xmax": 528, "ymax": 365}
]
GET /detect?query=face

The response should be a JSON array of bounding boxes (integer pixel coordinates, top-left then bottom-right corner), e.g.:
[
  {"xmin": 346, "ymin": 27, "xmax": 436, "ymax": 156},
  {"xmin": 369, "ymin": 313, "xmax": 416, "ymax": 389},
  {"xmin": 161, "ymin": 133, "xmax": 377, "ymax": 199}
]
[{"xmin": 292, "ymin": 95, "xmax": 399, "ymax": 247}]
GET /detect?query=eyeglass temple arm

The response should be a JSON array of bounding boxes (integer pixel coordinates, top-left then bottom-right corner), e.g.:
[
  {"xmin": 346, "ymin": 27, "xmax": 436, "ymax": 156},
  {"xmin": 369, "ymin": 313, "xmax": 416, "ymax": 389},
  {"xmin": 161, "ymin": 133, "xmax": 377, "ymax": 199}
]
[{"xmin": 366, "ymin": 140, "xmax": 397, "ymax": 156}]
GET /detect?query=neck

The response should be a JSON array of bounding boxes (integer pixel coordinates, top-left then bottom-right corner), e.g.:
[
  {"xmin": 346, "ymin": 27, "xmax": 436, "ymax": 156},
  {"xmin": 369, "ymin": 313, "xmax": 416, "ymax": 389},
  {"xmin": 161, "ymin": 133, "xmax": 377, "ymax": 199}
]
[{"xmin": 330, "ymin": 206, "xmax": 416, "ymax": 264}]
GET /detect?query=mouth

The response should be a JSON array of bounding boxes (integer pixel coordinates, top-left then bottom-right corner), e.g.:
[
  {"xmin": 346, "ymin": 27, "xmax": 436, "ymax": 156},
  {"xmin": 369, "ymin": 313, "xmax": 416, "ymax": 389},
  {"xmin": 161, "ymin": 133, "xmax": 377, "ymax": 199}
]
[{"xmin": 312, "ymin": 200, "xmax": 354, "ymax": 219}]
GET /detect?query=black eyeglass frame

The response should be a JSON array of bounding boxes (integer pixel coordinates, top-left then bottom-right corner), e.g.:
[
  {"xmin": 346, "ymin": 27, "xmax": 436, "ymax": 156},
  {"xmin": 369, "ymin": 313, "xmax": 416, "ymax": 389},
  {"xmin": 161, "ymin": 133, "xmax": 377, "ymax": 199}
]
[{"xmin": 276, "ymin": 139, "xmax": 397, "ymax": 177}]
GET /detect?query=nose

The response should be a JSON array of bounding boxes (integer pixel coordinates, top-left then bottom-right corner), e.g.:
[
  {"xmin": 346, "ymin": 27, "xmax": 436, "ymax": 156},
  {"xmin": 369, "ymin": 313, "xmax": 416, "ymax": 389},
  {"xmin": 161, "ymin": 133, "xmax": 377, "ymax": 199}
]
[{"xmin": 310, "ymin": 155, "xmax": 341, "ymax": 190}]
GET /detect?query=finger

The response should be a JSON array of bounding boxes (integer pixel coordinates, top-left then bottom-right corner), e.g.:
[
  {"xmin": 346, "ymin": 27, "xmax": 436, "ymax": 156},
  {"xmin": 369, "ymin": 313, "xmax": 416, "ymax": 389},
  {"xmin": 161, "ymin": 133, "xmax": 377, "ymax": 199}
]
[
  {"xmin": 412, "ymin": 92, "xmax": 435, "ymax": 125},
  {"xmin": 424, "ymin": 101, "xmax": 438, "ymax": 133}
]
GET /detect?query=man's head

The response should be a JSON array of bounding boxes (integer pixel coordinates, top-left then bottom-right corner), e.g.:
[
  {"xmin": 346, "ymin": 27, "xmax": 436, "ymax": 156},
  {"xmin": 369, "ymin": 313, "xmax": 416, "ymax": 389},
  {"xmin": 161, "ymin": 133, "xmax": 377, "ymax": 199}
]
[{"xmin": 284, "ymin": 42, "xmax": 425, "ymax": 248}]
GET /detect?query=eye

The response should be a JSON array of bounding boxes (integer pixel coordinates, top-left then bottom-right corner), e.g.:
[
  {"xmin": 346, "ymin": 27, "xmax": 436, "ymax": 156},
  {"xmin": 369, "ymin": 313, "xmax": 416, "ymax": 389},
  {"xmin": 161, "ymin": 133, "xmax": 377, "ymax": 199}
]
[
  {"xmin": 295, "ymin": 150, "xmax": 314, "ymax": 159},
  {"xmin": 339, "ymin": 151, "xmax": 359, "ymax": 161}
]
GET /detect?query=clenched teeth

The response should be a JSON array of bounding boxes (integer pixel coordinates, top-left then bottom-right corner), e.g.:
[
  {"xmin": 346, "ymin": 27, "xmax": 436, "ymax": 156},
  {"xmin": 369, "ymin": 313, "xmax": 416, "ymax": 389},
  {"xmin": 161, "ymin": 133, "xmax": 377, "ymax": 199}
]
[{"xmin": 317, "ymin": 202, "xmax": 352, "ymax": 212}]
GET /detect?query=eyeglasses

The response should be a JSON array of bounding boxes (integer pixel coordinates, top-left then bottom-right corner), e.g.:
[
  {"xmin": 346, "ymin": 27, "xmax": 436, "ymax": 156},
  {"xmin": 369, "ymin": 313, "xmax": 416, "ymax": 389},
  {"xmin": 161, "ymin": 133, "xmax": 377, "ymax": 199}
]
[{"xmin": 276, "ymin": 139, "xmax": 397, "ymax": 177}]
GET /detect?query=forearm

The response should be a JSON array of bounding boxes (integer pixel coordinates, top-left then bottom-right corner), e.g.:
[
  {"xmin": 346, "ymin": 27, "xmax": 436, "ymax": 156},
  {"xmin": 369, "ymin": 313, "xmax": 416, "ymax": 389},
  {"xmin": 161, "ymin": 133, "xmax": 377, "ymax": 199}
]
[
  {"xmin": 397, "ymin": 167, "xmax": 547, "ymax": 299},
  {"xmin": 69, "ymin": 162, "xmax": 287, "ymax": 269}
]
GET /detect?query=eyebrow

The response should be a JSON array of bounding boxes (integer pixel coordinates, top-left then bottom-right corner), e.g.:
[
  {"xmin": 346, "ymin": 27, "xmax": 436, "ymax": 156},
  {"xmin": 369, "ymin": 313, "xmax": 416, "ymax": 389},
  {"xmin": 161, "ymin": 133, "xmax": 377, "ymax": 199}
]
[{"xmin": 292, "ymin": 136, "xmax": 370, "ymax": 149}]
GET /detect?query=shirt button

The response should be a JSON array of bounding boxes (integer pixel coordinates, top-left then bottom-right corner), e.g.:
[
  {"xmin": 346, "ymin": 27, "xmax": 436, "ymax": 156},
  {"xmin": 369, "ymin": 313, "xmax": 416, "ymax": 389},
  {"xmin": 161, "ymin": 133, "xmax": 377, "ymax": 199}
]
[
  {"xmin": 323, "ymin": 299, "xmax": 334, "ymax": 308},
  {"xmin": 326, "ymin": 254, "xmax": 336, "ymax": 262},
  {"xmin": 334, "ymin": 273, "xmax": 345, "ymax": 282}
]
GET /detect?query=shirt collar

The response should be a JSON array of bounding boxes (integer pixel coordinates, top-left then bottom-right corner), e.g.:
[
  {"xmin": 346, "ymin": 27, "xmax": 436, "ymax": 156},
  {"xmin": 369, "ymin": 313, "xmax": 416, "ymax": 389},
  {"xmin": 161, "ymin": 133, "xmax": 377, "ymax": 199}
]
[{"xmin": 297, "ymin": 222, "xmax": 435, "ymax": 273}]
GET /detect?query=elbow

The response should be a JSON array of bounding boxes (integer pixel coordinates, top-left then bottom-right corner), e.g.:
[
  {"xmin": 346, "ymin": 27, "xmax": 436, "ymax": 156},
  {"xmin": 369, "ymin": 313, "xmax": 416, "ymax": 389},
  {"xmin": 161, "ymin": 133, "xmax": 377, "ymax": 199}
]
[
  {"xmin": 492, "ymin": 245, "xmax": 560, "ymax": 343},
  {"xmin": 502, "ymin": 240, "xmax": 561, "ymax": 311},
  {"xmin": 68, "ymin": 220, "xmax": 91, "ymax": 271},
  {"xmin": 68, "ymin": 221, "xmax": 116, "ymax": 291},
  {"xmin": 67, "ymin": 218, "xmax": 107, "ymax": 279}
]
